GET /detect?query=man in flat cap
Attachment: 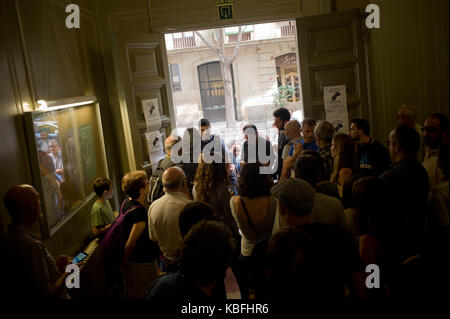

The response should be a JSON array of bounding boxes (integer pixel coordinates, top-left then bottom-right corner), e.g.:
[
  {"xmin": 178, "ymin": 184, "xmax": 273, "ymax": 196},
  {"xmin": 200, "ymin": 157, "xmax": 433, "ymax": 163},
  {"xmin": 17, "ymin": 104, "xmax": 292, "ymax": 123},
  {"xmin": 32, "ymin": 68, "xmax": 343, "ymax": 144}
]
[{"xmin": 249, "ymin": 178, "xmax": 364, "ymax": 301}]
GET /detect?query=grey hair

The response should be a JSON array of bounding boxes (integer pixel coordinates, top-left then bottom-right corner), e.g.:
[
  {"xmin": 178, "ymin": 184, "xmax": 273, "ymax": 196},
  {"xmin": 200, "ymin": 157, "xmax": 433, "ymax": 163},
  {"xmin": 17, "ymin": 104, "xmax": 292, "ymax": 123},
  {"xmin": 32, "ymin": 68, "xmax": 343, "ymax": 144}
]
[
  {"xmin": 314, "ymin": 120, "xmax": 334, "ymax": 143},
  {"xmin": 400, "ymin": 105, "xmax": 417, "ymax": 120},
  {"xmin": 165, "ymin": 136, "xmax": 181, "ymax": 153}
]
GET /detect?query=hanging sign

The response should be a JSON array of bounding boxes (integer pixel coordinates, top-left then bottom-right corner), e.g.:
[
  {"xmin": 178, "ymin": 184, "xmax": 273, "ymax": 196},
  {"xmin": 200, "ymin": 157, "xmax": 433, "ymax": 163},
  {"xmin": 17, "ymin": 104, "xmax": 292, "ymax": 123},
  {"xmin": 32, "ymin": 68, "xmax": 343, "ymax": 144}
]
[
  {"xmin": 216, "ymin": 0, "xmax": 234, "ymax": 21},
  {"xmin": 142, "ymin": 98, "xmax": 161, "ymax": 131},
  {"xmin": 323, "ymin": 85, "xmax": 349, "ymax": 134}
]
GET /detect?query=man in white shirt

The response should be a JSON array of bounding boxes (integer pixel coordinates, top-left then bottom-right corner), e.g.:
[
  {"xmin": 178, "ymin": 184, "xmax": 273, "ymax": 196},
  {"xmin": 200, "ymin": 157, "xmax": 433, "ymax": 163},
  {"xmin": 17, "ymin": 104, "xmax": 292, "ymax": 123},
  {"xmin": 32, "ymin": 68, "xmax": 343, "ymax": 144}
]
[
  {"xmin": 421, "ymin": 113, "xmax": 449, "ymax": 229},
  {"xmin": 148, "ymin": 166, "xmax": 192, "ymax": 260},
  {"xmin": 422, "ymin": 113, "xmax": 448, "ymax": 186},
  {"xmin": 396, "ymin": 105, "xmax": 425, "ymax": 162}
]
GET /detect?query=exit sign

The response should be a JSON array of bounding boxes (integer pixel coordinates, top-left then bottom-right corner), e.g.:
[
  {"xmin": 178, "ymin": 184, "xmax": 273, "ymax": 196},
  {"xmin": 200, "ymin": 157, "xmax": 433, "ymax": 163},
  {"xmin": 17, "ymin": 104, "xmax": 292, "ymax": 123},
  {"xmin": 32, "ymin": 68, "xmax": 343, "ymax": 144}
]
[
  {"xmin": 216, "ymin": 0, "xmax": 234, "ymax": 21},
  {"xmin": 217, "ymin": 4, "xmax": 233, "ymax": 20}
]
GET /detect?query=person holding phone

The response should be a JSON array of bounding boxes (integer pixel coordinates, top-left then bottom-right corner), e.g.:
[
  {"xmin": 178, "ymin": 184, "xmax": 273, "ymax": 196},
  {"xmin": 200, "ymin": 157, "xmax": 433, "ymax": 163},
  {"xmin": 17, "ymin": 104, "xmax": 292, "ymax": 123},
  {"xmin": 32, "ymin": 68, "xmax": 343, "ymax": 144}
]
[
  {"xmin": 1, "ymin": 185, "xmax": 72, "ymax": 299},
  {"xmin": 72, "ymin": 252, "xmax": 88, "ymax": 264}
]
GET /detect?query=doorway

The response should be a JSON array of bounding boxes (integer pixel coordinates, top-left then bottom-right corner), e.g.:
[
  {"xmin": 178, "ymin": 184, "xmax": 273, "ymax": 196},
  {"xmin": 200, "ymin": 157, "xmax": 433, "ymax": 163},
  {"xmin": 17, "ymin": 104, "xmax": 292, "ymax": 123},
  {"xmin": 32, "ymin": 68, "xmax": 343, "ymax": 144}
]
[
  {"xmin": 198, "ymin": 61, "xmax": 237, "ymax": 123},
  {"xmin": 164, "ymin": 20, "xmax": 302, "ymax": 149}
]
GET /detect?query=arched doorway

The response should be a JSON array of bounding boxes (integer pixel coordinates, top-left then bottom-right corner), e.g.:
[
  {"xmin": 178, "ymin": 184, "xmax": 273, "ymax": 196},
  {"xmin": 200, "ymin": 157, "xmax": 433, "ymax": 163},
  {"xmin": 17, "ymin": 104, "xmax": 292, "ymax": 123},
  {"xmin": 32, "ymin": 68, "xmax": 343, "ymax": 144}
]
[{"xmin": 198, "ymin": 61, "xmax": 236, "ymax": 123}]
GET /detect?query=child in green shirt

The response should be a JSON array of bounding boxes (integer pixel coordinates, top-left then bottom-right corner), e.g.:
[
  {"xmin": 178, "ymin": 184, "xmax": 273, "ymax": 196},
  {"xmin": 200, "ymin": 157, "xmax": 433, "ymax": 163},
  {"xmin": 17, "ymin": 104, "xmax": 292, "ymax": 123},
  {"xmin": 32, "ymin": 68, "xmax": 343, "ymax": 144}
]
[{"xmin": 91, "ymin": 177, "xmax": 116, "ymax": 236}]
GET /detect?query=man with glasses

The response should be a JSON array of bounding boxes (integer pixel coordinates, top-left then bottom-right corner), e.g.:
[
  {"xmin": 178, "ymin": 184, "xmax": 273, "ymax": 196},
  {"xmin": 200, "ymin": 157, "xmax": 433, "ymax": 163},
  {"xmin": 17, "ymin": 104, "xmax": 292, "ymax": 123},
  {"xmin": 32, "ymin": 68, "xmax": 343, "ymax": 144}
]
[
  {"xmin": 396, "ymin": 105, "xmax": 425, "ymax": 162},
  {"xmin": 422, "ymin": 113, "xmax": 449, "ymax": 230},
  {"xmin": 381, "ymin": 125, "xmax": 429, "ymax": 262},
  {"xmin": 422, "ymin": 113, "xmax": 449, "ymax": 187}
]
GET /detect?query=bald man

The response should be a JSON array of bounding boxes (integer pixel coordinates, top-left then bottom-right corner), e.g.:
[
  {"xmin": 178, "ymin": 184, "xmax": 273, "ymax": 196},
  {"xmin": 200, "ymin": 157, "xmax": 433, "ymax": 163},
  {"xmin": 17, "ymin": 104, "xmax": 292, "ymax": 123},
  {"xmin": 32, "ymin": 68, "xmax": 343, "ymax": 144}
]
[
  {"xmin": 280, "ymin": 120, "xmax": 303, "ymax": 180},
  {"xmin": 1, "ymin": 185, "xmax": 71, "ymax": 299},
  {"xmin": 148, "ymin": 167, "xmax": 192, "ymax": 260}
]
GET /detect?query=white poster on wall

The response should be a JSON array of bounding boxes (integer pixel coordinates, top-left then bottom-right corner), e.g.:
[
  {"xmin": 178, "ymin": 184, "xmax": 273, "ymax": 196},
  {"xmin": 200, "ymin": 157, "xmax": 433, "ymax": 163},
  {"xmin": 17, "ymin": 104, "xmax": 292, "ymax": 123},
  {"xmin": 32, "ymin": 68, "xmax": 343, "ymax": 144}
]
[
  {"xmin": 146, "ymin": 130, "xmax": 165, "ymax": 170},
  {"xmin": 142, "ymin": 98, "xmax": 161, "ymax": 131},
  {"xmin": 145, "ymin": 131, "xmax": 163, "ymax": 153},
  {"xmin": 323, "ymin": 85, "xmax": 349, "ymax": 134},
  {"xmin": 145, "ymin": 130, "xmax": 163, "ymax": 166}
]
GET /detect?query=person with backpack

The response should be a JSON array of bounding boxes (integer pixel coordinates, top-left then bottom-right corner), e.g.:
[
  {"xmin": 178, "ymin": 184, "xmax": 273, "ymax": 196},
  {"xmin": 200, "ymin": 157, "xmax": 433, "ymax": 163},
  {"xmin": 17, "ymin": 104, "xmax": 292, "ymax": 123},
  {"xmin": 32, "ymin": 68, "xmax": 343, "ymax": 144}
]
[
  {"xmin": 148, "ymin": 135, "xmax": 188, "ymax": 203},
  {"xmin": 101, "ymin": 171, "xmax": 160, "ymax": 299}
]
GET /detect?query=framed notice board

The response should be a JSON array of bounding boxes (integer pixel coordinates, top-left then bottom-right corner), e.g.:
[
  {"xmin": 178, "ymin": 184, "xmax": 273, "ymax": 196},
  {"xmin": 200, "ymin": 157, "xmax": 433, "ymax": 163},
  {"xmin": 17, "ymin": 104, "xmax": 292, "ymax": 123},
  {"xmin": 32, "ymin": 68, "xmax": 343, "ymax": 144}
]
[{"xmin": 24, "ymin": 97, "xmax": 108, "ymax": 238}]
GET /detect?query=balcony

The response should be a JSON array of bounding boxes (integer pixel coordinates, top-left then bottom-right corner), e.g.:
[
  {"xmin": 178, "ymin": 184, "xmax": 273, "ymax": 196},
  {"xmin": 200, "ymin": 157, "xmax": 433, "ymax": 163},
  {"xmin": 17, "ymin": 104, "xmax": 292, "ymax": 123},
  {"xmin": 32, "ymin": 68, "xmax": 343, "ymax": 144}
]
[{"xmin": 166, "ymin": 21, "xmax": 296, "ymax": 51}]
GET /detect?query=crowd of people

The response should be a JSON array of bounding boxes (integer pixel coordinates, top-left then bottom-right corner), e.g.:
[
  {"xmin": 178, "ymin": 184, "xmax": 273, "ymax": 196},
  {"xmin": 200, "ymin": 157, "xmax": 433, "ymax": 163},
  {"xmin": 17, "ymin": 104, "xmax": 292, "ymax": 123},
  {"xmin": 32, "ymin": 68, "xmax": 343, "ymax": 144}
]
[{"xmin": 1, "ymin": 105, "xmax": 448, "ymax": 302}]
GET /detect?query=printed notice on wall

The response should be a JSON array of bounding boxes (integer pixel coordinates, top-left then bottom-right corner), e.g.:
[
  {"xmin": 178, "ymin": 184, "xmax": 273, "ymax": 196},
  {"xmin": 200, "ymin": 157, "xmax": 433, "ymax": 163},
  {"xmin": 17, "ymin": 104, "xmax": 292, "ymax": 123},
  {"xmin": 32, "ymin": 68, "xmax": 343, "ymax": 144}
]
[
  {"xmin": 142, "ymin": 98, "xmax": 161, "ymax": 131},
  {"xmin": 323, "ymin": 85, "xmax": 349, "ymax": 134},
  {"xmin": 145, "ymin": 131, "xmax": 164, "ymax": 169},
  {"xmin": 145, "ymin": 131, "xmax": 163, "ymax": 153}
]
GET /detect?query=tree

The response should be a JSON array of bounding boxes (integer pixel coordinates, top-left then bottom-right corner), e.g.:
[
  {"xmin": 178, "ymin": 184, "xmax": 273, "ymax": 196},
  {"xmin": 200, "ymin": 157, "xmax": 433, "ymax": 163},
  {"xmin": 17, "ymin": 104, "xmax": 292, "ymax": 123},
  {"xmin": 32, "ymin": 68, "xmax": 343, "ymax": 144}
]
[
  {"xmin": 273, "ymin": 85, "xmax": 296, "ymax": 108},
  {"xmin": 195, "ymin": 27, "xmax": 246, "ymax": 128}
]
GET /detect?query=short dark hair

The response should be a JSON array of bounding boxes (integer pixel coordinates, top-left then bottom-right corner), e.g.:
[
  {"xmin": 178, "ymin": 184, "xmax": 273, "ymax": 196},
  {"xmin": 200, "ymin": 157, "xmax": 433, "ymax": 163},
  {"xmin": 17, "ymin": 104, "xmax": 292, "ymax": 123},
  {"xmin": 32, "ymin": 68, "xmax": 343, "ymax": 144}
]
[
  {"xmin": 180, "ymin": 220, "xmax": 235, "ymax": 285},
  {"xmin": 199, "ymin": 118, "xmax": 210, "ymax": 127},
  {"xmin": 294, "ymin": 154, "xmax": 321, "ymax": 186},
  {"xmin": 243, "ymin": 123, "xmax": 258, "ymax": 134},
  {"xmin": 392, "ymin": 125, "xmax": 420, "ymax": 156},
  {"xmin": 351, "ymin": 119, "xmax": 370, "ymax": 136},
  {"xmin": 179, "ymin": 201, "xmax": 216, "ymax": 237},
  {"xmin": 93, "ymin": 177, "xmax": 112, "ymax": 197},
  {"xmin": 121, "ymin": 171, "xmax": 147, "ymax": 200},
  {"xmin": 237, "ymin": 163, "xmax": 274, "ymax": 198},
  {"xmin": 301, "ymin": 118, "xmax": 316, "ymax": 128},
  {"xmin": 273, "ymin": 108, "xmax": 291, "ymax": 122},
  {"xmin": 429, "ymin": 113, "xmax": 449, "ymax": 132}
]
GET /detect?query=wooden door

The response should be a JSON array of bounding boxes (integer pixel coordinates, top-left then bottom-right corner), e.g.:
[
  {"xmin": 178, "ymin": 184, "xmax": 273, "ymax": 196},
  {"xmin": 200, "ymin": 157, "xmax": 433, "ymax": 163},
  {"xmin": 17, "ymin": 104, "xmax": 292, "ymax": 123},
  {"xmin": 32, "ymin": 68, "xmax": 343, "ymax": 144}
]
[
  {"xmin": 296, "ymin": 9, "xmax": 369, "ymax": 124},
  {"xmin": 111, "ymin": 33, "xmax": 175, "ymax": 172}
]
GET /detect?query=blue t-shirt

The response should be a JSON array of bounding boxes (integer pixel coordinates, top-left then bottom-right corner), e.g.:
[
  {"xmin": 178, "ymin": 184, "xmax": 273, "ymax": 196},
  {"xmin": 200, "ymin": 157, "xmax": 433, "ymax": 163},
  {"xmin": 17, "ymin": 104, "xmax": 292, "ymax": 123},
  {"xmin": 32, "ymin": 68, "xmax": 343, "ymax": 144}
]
[
  {"xmin": 288, "ymin": 139, "xmax": 304, "ymax": 156},
  {"xmin": 301, "ymin": 139, "xmax": 320, "ymax": 152}
]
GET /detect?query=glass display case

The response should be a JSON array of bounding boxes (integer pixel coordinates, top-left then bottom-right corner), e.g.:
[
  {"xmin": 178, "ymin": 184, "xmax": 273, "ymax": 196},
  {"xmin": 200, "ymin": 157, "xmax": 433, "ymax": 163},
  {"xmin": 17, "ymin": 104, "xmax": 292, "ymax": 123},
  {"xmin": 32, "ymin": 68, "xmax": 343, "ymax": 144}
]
[{"xmin": 24, "ymin": 97, "xmax": 108, "ymax": 238}]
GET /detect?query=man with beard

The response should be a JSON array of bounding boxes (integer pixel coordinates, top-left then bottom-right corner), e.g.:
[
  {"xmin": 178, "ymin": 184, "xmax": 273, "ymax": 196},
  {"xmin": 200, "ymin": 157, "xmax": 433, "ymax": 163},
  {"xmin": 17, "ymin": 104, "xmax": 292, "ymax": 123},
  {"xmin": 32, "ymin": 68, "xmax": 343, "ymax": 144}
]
[
  {"xmin": 380, "ymin": 126, "xmax": 429, "ymax": 262},
  {"xmin": 422, "ymin": 113, "xmax": 449, "ymax": 230},
  {"xmin": 350, "ymin": 119, "xmax": 391, "ymax": 176},
  {"xmin": 396, "ymin": 105, "xmax": 425, "ymax": 162},
  {"xmin": 422, "ymin": 113, "xmax": 449, "ymax": 187},
  {"xmin": 272, "ymin": 108, "xmax": 291, "ymax": 181}
]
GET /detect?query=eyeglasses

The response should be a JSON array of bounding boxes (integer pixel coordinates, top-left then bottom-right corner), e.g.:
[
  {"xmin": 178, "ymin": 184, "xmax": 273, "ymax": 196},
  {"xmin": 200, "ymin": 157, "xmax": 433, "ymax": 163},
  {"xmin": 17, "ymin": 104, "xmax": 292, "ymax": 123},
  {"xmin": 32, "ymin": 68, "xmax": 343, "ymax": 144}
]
[
  {"xmin": 386, "ymin": 139, "xmax": 396, "ymax": 145},
  {"xmin": 421, "ymin": 126, "xmax": 440, "ymax": 133}
]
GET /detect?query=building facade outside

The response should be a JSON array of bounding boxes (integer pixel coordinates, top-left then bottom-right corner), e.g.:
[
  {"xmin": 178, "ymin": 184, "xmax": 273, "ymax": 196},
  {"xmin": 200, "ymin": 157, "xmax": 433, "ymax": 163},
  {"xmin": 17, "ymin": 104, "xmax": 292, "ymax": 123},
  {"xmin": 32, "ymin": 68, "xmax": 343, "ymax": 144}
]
[{"xmin": 165, "ymin": 21, "xmax": 303, "ymax": 141}]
